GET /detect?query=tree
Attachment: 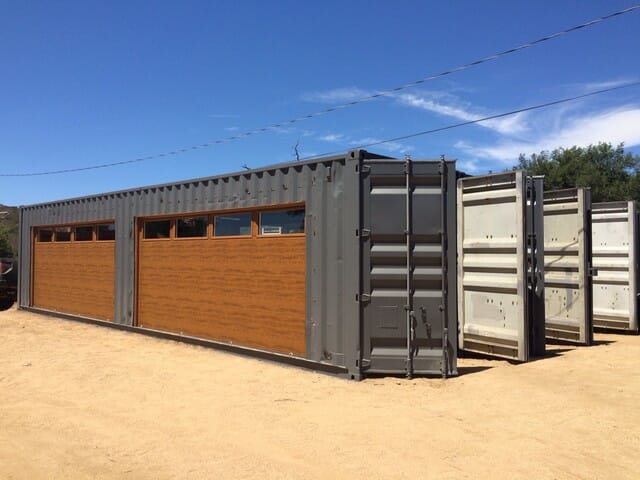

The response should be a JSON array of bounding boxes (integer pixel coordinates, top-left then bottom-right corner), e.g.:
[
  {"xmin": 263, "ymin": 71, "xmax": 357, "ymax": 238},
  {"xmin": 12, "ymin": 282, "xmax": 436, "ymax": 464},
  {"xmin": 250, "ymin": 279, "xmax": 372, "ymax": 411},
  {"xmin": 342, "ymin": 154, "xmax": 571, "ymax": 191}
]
[
  {"xmin": 0, "ymin": 223, "xmax": 13, "ymax": 257},
  {"xmin": 517, "ymin": 143, "xmax": 640, "ymax": 203}
]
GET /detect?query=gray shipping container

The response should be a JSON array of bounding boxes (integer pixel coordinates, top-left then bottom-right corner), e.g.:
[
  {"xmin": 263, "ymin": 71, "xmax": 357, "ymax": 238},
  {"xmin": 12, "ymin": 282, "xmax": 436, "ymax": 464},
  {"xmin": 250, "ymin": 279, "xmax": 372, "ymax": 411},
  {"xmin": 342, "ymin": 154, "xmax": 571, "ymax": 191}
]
[
  {"xmin": 457, "ymin": 171, "xmax": 546, "ymax": 361},
  {"xmin": 18, "ymin": 150, "xmax": 458, "ymax": 379}
]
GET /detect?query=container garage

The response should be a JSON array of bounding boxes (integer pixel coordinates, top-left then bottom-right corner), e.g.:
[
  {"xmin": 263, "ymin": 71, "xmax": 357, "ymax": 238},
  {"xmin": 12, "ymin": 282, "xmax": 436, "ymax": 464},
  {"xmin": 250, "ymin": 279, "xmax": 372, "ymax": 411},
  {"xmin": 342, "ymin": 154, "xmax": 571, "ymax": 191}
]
[
  {"xmin": 18, "ymin": 150, "xmax": 458, "ymax": 379},
  {"xmin": 591, "ymin": 201, "xmax": 639, "ymax": 332}
]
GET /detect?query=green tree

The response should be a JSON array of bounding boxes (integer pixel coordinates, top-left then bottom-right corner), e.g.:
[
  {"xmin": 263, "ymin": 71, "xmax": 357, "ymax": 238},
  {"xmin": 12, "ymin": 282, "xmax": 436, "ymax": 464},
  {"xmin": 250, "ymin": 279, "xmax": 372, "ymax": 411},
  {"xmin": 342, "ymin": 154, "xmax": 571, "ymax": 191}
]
[
  {"xmin": 0, "ymin": 223, "xmax": 13, "ymax": 257},
  {"xmin": 517, "ymin": 143, "xmax": 640, "ymax": 202}
]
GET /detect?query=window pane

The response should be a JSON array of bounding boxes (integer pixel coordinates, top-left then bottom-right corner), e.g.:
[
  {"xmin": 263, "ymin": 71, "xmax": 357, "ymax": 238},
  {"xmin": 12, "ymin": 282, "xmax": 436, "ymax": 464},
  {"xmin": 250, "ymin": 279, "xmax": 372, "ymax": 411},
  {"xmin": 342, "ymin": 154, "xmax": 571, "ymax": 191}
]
[
  {"xmin": 214, "ymin": 213, "xmax": 251, "ymax": 237},
  {"xmin": 38, "ymin": 229, "xmax": 53, "ymax": 242},
  {"xmin": 143, "ymin": 220, "xmax": 169, "ymax": 239},
  {"xmin": 54, "ymin": 227, "xmax": 71, "ymax": 242},
  {"xmin": 176, "ymin": 216, "xmax": 207, "ymax": 238},
  {"xmin": 97, "ymin": 223, "xmax": 116, "ymax": 241},
  {"xmin": 259, "ymin": 209, "xmax": 305, "ymax": 235},
  {"xmin": 75, "ymin": 226, "xmax": 93, "ymax": 241}
]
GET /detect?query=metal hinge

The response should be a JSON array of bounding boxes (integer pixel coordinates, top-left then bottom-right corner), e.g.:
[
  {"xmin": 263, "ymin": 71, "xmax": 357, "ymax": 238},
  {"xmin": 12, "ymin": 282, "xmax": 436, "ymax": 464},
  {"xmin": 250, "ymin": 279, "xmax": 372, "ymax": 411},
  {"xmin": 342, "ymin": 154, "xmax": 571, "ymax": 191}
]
[
  {"xmin": 356, "ymin": 293, "xmax": 371, "ymax": 304},
  {"xmin": 359, "ymin": 164, "xmax": 371, "ymax": 175},
  {"xmin": 357, "ymin": 228, "xmax": 370, "ymax": 239}
]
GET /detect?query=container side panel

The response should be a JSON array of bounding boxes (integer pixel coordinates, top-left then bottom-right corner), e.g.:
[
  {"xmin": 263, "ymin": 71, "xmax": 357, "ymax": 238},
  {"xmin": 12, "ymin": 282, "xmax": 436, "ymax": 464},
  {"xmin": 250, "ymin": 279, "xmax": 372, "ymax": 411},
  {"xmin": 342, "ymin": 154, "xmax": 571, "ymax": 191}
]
[
  {"xmin": 306, "ymin": 159, "xmax": 359, "ymax": 375},
  {"xmin": 592, "ymin": 201, "xmax": 638, "ymax": 331},
  {"xmin": 18, "ymin": 153, "xmax": 379, "ymax": 376}
]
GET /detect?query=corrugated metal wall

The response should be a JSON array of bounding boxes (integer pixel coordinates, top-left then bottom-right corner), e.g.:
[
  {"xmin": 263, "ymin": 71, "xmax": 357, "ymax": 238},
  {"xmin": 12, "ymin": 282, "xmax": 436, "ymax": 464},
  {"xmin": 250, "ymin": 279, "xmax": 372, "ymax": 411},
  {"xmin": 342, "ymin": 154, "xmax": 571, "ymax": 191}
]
[{"xmin": 18, "ymin": 152, "xmax": 378, "ymax": 376}]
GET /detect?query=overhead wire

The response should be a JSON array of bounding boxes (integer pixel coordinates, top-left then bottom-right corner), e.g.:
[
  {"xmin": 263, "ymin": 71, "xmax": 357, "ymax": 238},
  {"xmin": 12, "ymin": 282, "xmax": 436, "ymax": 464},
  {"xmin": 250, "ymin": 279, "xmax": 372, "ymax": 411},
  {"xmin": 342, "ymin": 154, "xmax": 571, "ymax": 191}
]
[
  {"xmin": 2, "ymin": 3, "xmax": 639, "ymax": 177},
  {"xmin": 297, "ymin": 80, "xmax": 640, "ymax": 160}
]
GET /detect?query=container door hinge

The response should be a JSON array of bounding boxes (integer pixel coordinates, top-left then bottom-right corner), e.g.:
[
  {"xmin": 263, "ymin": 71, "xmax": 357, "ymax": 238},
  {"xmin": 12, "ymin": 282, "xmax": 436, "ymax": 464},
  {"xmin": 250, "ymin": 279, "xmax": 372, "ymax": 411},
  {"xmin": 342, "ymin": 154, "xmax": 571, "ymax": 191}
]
[
  {"xmin": 356, "ymin": 293, "xmax": 371, "ymax": 304},
  {"xmin": 358, "ymin": 164, "xmax": 371, "ymax": 175},
  {"xmin": 357, "ymin": 228, "xmax": 370, "ymax": 239}
]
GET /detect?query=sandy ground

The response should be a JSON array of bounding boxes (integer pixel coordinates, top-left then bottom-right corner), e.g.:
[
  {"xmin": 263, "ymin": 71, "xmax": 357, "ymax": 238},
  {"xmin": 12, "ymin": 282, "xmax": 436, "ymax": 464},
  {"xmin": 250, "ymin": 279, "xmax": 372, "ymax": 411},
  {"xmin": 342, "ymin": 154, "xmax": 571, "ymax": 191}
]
[{"xmin": 1, "ymin": 307, "xmax": 639, "ymax": 479}]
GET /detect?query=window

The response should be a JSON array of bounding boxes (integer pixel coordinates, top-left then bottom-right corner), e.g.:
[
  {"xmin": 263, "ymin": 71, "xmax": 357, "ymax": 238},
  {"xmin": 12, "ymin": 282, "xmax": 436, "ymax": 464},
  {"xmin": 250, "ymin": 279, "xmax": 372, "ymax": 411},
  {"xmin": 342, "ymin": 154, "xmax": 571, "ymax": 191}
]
[
  {"xmin": 214, "ymin": 213, "xmax": 251, "ymax": 237},
  {"xmin": 97, "ymin": 223, "xmax": 116, "ymax": 241},
  {"xmin": 176, "ymin": 216, "xmax": 207, "ymax": 238},
  {"xmin": 259, "ymin": 209, "xmax": 305, "ymax": 235},
  {"xmin": 38, "ymin": 229, "xmax": 53, "ymax": 242},
  {"xmin": 54, "ymin": 227, "xmax": 71, "ymax": 242},
  {"xmin": 74, "ymin": 225, "xmax": 93, "ymax": 241},
  {"xmin": 143, "ymin": 220, "xmax": 170, "ymax": 239}
]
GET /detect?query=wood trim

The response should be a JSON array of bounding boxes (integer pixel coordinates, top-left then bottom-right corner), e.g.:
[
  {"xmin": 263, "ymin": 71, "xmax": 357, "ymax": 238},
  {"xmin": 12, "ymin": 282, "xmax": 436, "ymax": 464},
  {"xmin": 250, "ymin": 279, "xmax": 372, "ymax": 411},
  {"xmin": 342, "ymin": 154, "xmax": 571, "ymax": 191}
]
[
  {"xmin": 29, "ymin": 227, "xmax": 36, "ymax": 307},
  {"xmin": 251, "ymin": 212, "xmax": 259, "ymax": 238},
  {"xmin": 134, "ymin": 218, "xmax": 142, "ymax": 327}
]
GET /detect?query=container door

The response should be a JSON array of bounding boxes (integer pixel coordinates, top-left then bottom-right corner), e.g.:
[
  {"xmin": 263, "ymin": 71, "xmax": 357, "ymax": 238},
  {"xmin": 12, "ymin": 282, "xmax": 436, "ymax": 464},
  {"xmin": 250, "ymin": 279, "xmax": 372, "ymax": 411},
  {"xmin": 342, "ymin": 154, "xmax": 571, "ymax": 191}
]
[
  {"xmin": 543, "ymin": 188, "xmax": 593, "ymax": 344},
  {"xmin": 359, "ymin": 159, "xmax": 455, "ymax": 377},
  {"xmin": 592, "ymin": 201, "xmax": 638, "ymax": 332},
  {"xmin": 457, "ymin": 171, "xmax": 545, "ymax": 361}
]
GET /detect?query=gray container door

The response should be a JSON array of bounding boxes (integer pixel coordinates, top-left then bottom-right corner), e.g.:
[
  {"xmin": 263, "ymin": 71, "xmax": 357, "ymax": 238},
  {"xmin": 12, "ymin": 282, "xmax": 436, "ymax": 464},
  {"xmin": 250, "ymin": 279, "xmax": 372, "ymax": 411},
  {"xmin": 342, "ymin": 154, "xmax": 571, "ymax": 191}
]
[
  {"xmin": 457, "ymin": 172, "xmax": 545, "ymax": 361},
  {"xmin": 592, "ymin": 201, "xmax": 638, "ymax": 332},
  {"xmin": 359, "ymin": 159, "xmax": 455, "ymax": 377},
  {"xmin": 543, "ymin": 188, "xmax": 593, "ymax": 344}
]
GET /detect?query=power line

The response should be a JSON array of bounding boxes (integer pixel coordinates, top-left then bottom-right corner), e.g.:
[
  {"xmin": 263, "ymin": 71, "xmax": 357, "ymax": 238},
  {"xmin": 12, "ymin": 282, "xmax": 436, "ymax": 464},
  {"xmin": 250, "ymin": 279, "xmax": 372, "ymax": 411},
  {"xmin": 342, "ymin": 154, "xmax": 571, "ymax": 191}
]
[
  {"xmin": 2, "ymin": 4, "xmax": 639, "ymax": 177},
  {"xmin": 298, "ymin": 81, "xmax": 640, "ymax": 160}
]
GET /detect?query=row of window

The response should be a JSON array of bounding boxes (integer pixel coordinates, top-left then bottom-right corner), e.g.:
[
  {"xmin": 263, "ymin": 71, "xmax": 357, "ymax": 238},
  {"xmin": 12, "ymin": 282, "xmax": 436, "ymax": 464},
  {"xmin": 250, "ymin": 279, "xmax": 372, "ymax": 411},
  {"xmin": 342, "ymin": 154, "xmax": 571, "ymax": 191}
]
[
  {"xmin": 143, "ymin": 208, "xmax": 305, "ymax": 239},
  {"xmin": 37, "ymin": 223, "xmax": 116, "ymax": 242},
  {"xmin": 34, "ymin": 208, "xmax": 305, "ymax": 243}
]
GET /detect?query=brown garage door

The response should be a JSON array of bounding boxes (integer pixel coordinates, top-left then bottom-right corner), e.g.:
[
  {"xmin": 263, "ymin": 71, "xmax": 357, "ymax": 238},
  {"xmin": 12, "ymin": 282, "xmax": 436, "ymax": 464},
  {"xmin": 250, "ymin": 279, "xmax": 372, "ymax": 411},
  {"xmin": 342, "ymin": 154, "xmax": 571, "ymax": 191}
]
[
  {"xmin": 136, "ymin": 206, "xmax": 306, "ymax": 356},
  {"xmin": 32, "ymin": 223, "xmax": 115, "ymax": 321}
]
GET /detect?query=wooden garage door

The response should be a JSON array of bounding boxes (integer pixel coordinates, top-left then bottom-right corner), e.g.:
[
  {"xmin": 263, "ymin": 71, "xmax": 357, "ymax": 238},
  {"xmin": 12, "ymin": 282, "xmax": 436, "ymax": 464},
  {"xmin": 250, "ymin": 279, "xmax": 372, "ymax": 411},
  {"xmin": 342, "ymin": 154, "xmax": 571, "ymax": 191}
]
[
  {"xmin": 32, "ymin": 224, "xmax": 115, "ymax": 321},
  {"xmin": 136, "ymin": 207, "xmax": 306, "ymax": 356}
]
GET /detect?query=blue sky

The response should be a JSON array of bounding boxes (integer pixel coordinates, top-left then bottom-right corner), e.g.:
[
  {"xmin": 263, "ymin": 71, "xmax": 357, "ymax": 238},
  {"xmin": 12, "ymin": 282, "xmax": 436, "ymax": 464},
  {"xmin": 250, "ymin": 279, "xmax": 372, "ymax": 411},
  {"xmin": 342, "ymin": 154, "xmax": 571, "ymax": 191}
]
[{"xmin": 1, "ymin": 1, "xmax": 639, "ymax": 205}]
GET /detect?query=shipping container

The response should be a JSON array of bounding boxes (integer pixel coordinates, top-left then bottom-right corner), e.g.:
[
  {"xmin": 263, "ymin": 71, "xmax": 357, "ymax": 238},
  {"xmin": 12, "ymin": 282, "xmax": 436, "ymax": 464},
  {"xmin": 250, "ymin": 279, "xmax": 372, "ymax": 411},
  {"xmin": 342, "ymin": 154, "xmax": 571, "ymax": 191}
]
[
  {"xmin": 457, "ymin": 171, "xmax": 545, "ymax": 361},
  {"xmin": 18, "ymin": 150, "xmax": 458, "ymax": 379},
  {"xmin": 591, "ymin": 201, "xmax": 639, "ymax": 332},
  {"xmin": 543, "ymin": 188, "xmax": 593, "ymax": 345}
]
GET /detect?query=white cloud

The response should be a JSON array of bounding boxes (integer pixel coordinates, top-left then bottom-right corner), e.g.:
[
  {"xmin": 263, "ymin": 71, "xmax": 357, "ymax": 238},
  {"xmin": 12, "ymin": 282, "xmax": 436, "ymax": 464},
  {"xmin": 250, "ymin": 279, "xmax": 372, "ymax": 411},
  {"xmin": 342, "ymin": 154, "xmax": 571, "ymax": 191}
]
[
  {"xmin": 397, "ymin": 92, "xmax": 529, "ymax": 136},
  {"xmin": 224, "ymin": 126, "xmax": 238, "ymax": 132},
  {"xmin": 456, "ymin": 158, "xmax": 484, "ymax": 174},
  {"xmin": 456, "ymin": 106, "xmax": 640, "ymax": 164},
  {"xmin": 573, "ymin": 77, "xmax": 639, "ymax": 93},
  {"xmin": 301, "ymin": 87, "xmax": 371, "ymax": 103},
  {"xmin": 318, "ymin": 133, "xmax": 345, "ymax": 142}
]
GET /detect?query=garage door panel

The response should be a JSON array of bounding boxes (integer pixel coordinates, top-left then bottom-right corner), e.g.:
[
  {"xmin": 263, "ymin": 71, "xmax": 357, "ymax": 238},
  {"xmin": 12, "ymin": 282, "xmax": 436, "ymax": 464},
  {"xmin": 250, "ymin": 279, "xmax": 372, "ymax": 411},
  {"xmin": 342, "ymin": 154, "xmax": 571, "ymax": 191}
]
[
  {"xmin": 33, "ymin": 241, "xmax": 115, "ymax": 321},
  {"xmin": 138, "ymin": 236, "xmax": 305, "ymax": 356}
]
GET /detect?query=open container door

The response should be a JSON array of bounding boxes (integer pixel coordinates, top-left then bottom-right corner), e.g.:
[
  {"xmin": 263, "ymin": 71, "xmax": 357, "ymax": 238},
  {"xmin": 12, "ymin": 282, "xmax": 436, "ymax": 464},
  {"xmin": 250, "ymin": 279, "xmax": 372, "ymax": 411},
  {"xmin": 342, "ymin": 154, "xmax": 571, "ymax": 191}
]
[
  {"xmin": 358, "ymin": 156, "xmax": 457, "ymax": 377},
  {"xmin": 543, "ymin": 188, "xmax": 593, "ymax": 345},
  {"xmin": 457, "ymin": 171, "xmax": 545, "ymax": 361},
  {"xmin": 592, "ymin": 201, "xmax": 639, "ymax": 332}
]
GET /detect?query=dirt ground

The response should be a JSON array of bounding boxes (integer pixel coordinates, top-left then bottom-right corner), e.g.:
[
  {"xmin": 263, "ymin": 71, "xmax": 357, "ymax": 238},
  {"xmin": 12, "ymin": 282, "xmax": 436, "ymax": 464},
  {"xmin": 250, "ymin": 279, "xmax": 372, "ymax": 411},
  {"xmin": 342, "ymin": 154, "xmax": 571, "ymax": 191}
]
[{"xmin": 1, "ymin": 307, "xmax": 639, "ymax": 479}]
